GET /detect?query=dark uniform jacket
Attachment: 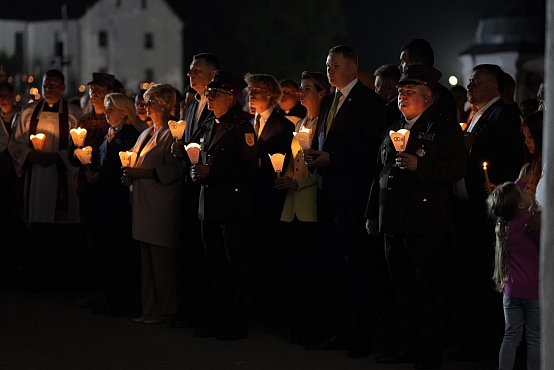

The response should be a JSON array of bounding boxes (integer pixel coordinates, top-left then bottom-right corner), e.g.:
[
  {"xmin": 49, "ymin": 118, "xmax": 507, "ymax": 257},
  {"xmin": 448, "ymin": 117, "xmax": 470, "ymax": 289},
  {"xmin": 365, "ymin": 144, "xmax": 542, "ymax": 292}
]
[
  {"xmin": 253, "ymin": 110, "xmax": 294, "ymax": 219},
  {"xmin": 195, "ymin": 104, "xmax": 258, "ymax": 221},
  {"xmin": 366, "ymin": 105, "xmax": 466, "ymax": 235}
]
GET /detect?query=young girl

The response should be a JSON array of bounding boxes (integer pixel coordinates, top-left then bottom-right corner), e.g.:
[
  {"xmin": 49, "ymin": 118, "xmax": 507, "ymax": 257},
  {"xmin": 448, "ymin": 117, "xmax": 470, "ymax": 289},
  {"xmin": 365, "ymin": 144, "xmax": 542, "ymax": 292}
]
[{"xmin": 487, "ymin": 182, "xmax": 540, "ymax": 370}]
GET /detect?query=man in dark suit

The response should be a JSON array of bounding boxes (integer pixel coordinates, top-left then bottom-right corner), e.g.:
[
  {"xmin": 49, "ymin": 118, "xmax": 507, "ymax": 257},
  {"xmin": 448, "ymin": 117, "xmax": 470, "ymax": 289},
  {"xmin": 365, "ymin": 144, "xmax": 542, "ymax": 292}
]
[
  {"xmin": 374, "ymin": 64, "xmax": 401, "ymax": 129},
  {"xmin": 304, "ymin": 45, "xmax": 385, "ymax": 358},
  {"xmin": 449, "ymin": 64, "xmax": 524, "ymax": 361},
  {"xmin": 366, "ymin": 66, "xmax": 466, "ymax": 369},
  {"xmin": 399, "ymin": 39, "xmax": 457, "ymax": 122},
  {"xmin": 174, "ymin": 70, "xmax": 258, "ymax": 340},
  {"xmin": 170, "ymin": 53, "xmax": 221, "ymax": 329},
  {"xmin": 275, "ymin": 78, "xmax": 307, "ymax": 124},
  {"xmin": 245, "ymin": 73, "xmax": 295, "ymax": 326}
]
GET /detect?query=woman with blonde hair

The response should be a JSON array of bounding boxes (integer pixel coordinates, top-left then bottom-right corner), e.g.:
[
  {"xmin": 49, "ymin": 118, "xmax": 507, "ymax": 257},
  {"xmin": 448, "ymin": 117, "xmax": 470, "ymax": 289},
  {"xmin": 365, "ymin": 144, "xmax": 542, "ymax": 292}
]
[
  {"xmin": 88, "ymin": 92, "xmax": 140, "ymax": 316},
  {"xmin": 122, "ymin": 84, "xmax": 183, "ymax": 324}
]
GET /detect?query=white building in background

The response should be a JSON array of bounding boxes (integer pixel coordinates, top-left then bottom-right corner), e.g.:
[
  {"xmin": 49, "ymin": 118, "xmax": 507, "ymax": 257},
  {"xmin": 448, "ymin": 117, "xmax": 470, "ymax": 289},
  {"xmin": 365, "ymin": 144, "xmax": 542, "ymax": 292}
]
[
  {"xmin": 458, "ymin": 0, "xmax": 544, "ymax": 103},
  {"xmin": 0, "ymin": 0, "xmax": 183, "ymax": 96}
]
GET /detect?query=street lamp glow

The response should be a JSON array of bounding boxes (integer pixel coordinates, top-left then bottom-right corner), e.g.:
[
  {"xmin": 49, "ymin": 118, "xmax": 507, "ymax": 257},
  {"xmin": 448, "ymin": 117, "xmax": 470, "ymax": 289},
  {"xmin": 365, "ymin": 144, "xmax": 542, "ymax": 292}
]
[{"xmin": 448, "ymin": 76, "xmax": 458, "ymax": 86}]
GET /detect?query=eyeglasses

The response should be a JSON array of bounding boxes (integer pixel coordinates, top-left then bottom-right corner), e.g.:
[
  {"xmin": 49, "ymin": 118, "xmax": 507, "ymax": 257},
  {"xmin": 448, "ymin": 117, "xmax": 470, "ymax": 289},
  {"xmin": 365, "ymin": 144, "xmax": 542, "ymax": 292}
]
[{"xmin": 203, "ymin": 88, "xmax": 232, "ymax": 98}]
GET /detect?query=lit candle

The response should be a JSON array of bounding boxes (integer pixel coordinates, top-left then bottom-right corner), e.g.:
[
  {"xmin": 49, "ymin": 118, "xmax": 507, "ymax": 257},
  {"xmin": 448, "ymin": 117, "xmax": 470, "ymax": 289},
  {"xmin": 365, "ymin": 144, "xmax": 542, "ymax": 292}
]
[
  {"xmin": 389, "ymin": 129, "xmax": 410, "ymax": 152},
  {"xmin": 30, "ymin": 133, "xmax": 46, "ymax": 151},
  {"xmin": 119, "ymin": 151, "xmax": 137, "ymax": 167},
  {"xmin": 269, "ymin": 153, "xmax": 286, "ymax": 177},
  {"xmin": 168, "ymin": 119, "xmax": 187, "ymax": 144},
  {"xmin": 483, "ymin": 162, "xmax": 492, "ymax": 194},
  {"xmin": 185, "ymin": 143, "xmax": 201, "ymax": 164},
  {"xmin": 70, "ymin": 127, "xmax": 87, "ymax": 147},
  {"xmin": 293, "ymin": 128, "xmax": 312, "ymax": 150}
]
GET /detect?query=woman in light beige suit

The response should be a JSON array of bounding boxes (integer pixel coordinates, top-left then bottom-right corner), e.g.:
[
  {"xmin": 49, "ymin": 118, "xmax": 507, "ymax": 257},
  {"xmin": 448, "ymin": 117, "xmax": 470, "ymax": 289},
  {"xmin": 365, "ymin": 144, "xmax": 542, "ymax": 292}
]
[
  {"xmin": 274, "ymin": 71, "xmax": 330, "ymax": 345},
  {"xmin": 122, "ymin": 84, "xmax": 182, "ymax": 324}
]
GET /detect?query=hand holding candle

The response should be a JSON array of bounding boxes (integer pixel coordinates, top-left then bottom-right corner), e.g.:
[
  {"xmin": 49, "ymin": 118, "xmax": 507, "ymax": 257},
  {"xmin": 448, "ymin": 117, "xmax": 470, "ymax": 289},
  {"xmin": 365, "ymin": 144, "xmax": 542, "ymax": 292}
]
[
  {"xmin": 269, "ymin": 153, "xmax": 286, "ymax": 177},
  {"xmin": 70, "ymin": 127, "xmax": 87, "ymax": 147},
  {"xmin": 483, "ymin": 162, "xmax": 492, "ymax": 194}
]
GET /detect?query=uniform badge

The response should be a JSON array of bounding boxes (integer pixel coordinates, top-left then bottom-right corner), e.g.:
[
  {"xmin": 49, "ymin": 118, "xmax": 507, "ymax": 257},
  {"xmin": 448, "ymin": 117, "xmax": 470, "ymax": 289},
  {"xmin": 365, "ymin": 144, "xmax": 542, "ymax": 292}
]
[
  {"xmin": 245, "ymin": 133, "xmax": 255, "ymax": 147},
  {"xmin": 416, "ymin": 145, "xmax": 426, "ymax": 157}
]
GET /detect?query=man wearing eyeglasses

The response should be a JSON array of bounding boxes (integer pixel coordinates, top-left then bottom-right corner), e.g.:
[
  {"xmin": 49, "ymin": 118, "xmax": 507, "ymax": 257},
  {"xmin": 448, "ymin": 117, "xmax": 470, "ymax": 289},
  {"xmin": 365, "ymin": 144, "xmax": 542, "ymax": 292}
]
[
  {"xmin": 173, "ymin": 71, "xmax": 257, "ymax": 340},
  {"xmin": 8, "ymin": 69, "xmax": 83, "ymax": 291}
]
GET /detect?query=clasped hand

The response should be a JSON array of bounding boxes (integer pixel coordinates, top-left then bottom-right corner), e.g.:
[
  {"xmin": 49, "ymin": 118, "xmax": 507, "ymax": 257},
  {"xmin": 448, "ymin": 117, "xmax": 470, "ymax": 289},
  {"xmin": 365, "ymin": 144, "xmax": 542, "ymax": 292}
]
[
  {"xmin": 27, "ymin": 150, "xmax": 60, "ymax": 167},
  {"xmin": 395, "ymin": 152, "xmax": 417, "ymax": 171},
  {"xmin": 303, "ymin": 149, "xmax": 329, "ymax": 167},
  {"xmin": 191, "ymin": 164, "xmax": 209, "ymax": 181}
]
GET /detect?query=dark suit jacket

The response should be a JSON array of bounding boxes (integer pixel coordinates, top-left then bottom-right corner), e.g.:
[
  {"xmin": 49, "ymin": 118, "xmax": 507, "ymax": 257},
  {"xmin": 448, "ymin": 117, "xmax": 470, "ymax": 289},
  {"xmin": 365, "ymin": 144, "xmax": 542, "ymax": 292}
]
[
  {"xmin": 312, "ymin": 80, "xmax": 385, "ymax": 209},
  {"xmin": 465, "ymin": 98, "xmax": 523, "ymax": 205},
  {"xmin": 433, "ymin": 82, "xmax": 458, "ymax": 122},
  {"xmin": 196, "ymin": 105, "xmax": 258, "ymax": 221},
  {"xmin": 184, "ymin": 95, "xmax": 212, "ymax": 142},
  {"xmin": 365, "ymin": 106, "xmax": 466, "ymax": 235},
  {"xmin": 253, "ymin": 110, "xmax": 294, "ymax": 219}
]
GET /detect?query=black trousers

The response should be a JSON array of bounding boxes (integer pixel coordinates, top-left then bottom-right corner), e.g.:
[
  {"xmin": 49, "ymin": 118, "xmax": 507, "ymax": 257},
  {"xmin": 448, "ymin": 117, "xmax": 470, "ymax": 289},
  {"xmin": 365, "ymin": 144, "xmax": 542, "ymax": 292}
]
[
  {"xmin": 201, "ymin": 218, "xmax": 252, "ymax": 332},
  {"xmin": 384, "ymin": 233, "xmax": 447, "ymax": 358},
  {"xmin": 318, "ymin": 199, "xmax": 373, "ymax": 345}
]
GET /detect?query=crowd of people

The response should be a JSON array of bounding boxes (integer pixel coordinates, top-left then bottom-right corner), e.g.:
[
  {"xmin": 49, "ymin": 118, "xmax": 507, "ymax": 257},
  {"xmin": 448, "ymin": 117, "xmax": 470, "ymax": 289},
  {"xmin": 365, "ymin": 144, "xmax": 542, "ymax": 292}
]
[{"xmin": 0, "ymin": 38, "xmax": 544, "ymax": 370}]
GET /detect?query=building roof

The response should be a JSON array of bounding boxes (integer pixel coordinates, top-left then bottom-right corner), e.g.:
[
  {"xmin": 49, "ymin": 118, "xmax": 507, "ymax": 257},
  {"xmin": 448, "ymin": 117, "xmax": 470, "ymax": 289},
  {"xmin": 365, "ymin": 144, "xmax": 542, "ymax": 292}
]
[
  {"xmin": 1, "ymin": 0, "xmax": 184, "ymax": 21},
  {"xmin": 460, "ymin": 0, "xmax": 545, "ymax": 55}
]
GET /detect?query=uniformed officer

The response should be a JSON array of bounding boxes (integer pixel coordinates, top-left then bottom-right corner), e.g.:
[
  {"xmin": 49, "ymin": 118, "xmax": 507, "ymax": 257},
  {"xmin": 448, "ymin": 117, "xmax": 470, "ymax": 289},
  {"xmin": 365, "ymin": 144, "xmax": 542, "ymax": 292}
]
[
  {"xmin": 365, "ymin": 65, "xmax": 466, "ymax": 369},
  {"xmin": 174, "ymin": 70, "xmax": 258, "ymax": 340}
]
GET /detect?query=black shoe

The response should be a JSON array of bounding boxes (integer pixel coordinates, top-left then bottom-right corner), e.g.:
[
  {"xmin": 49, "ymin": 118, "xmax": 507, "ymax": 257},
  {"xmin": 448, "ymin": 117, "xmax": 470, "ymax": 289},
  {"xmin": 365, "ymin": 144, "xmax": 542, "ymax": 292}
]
[
  {"xmin": 305, "ymin": 335, "xmax": 348, "ymax": 350},
  {"xmin": 217, "ymin": 329, "xmax": 248, "ymax": 341},
  {"xmin": 414, "ymin": 358, "xmax": 443, "ymax": 369},
  {"xmin": 375, "ymin": 350, "xmax": 417, "ymax": 364}
]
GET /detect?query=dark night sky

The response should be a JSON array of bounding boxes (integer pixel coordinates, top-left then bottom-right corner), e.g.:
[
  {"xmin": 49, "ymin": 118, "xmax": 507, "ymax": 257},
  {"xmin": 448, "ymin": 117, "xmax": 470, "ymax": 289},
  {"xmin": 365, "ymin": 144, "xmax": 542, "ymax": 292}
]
[{"xmin": 2, "ymin": 0, "xmax": 522, "ymax": 87}]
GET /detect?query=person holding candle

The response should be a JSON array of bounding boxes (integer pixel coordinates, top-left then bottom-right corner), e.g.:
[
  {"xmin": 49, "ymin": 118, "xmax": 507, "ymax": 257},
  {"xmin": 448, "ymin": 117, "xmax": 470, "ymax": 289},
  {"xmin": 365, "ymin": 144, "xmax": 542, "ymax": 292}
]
[
  {"xmin": 448, "ymin": 64, "xmax": 524, "ymax": 362},
  {"xmin": 69, "ymin": 72, "xmax": 116, "ymax": 309},
  {"xmin": 245, "ymin": 72, "xmax": 294, "ymax": 328},
  {"xmin": 365, "ymin": 65, "xmax": 466, "ymax": 368},
  {"xmin": 8, "ymin": 69, "xmax": 83, "ymax": 291},
  {"xmin": 88, "ymin": 92, "xmax": 140, "ymax": 316},
  {"xmin": 273, "ymin": 71, "xmax": 330, "ymax": 346},
  {"xmin": 121, "ymin": 83, "xmax": 183, "ymax": 325},
  {"xmin": 303, "ymin": 45, "xmax": 385, "ymax": 359},
  {"xmin": 173, "ymin": 70, "xmax": 258, "ymax": 340}
]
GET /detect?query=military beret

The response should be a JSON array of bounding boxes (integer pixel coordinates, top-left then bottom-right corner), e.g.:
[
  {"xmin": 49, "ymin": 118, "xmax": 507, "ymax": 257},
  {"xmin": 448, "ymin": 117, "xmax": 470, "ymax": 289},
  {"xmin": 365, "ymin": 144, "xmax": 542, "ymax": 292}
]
[
  {"xmin": 397, "ymin": 65, "xmax": 442, "ymax": 91},
  {"xmin": 87, "ymin": 72, "xmax": 116, "ymax": 90},
  {"xmin": 207, "ymin": 71, "xmax": 247, "ymax": 98}
]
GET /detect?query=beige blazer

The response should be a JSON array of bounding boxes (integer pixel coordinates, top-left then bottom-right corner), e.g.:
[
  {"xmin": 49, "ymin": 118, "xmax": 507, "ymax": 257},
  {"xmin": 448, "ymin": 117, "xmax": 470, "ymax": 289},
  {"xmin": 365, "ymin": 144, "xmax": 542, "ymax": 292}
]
[
  {"xmin": 280, "ymin": 116, "xmax": 318, "ymax": 222},
  {"xmin": 130, "ymin": 124, "xmax": 182, "ymax": 248}
]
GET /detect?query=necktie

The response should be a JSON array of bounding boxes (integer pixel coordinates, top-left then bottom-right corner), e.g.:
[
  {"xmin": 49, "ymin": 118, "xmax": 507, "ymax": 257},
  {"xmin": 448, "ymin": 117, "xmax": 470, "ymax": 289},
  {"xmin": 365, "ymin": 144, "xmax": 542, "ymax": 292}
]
[
  {"xmin": 326, "ymin": 91, "xmax": 343, "ymax": 134},
  {"xmin": 254, "ymin": 115, "xmax": 261, "ymax": 137}
]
